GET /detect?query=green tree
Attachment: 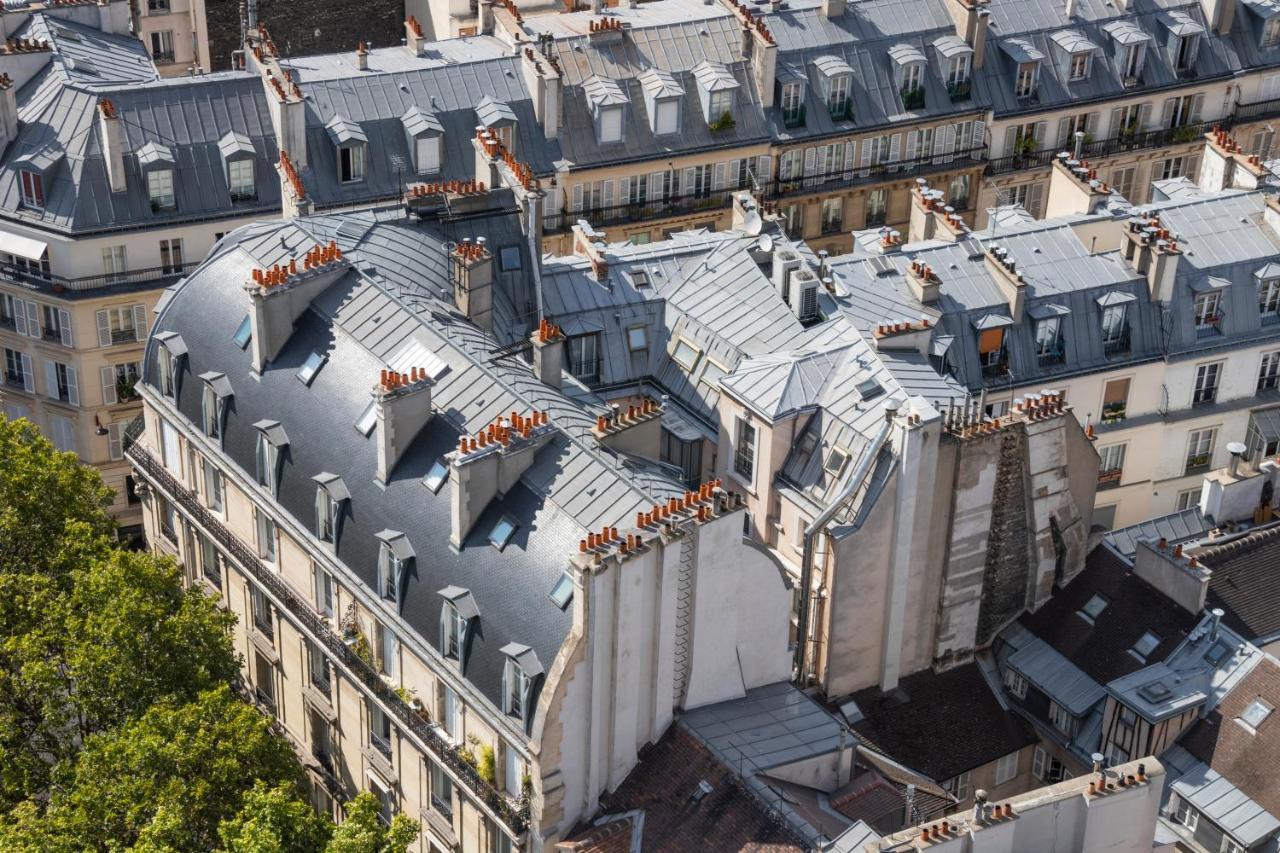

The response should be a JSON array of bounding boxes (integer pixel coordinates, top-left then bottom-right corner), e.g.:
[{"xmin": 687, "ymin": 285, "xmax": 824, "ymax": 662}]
[
  {"xmin": 217, "ymin": 781, "xmax": 333, "ymax": 853},
  {"xmin": 0, "ymin": 417, "xmax": 114, "ymax": 578},
  {"xmin": 325, "ymin": 792, "xmax": 420, "ymax": 853},
  {"xmin": 0, "ymin": 686, "xmax": 306, "ymax": 851}
]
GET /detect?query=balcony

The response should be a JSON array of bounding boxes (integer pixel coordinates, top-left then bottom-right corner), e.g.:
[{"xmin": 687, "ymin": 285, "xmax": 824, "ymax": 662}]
[
  {"xmin": 543, "ymin": 189, "xmax": 736, "ymax": 234},
  {"xmin": 1195, "ymin": 314, "xmax": 1224, "ymax": 339},
  {"xmin": 987, "ymin": 120, "xmax": 1219, "ymax": 176},
  {"xmin": 1103, "ymin": 331, "xmax": 1131, "ymax": 358},
  {"xmin": 123, "ymin": 431, "xmax": 530, "ymax": 834},
  {"xmin": 1234, "ymin": 96, "xmax": 1280, "ymax": 125},
  {"xmin": 1100, "ymin": 402, "xmax": 1127, "ymax": 424},
  {"xmin": 981, "ymin": 360, "xmax": 1010, "ymax": 380},
  {"xmin": 947, "ymin": 80, "xmax": 972, "ymax": 103},
  {"xmin": 900, "ymin": 87, "xmax": 925, "ymax": 111},
  {"xmin": 1097, "ymin": 468, "xmax": 1123, "ymax": 490},
  {"xmin": 827, "ymin": 100, "xmax": 853, "ymax": 123},
  {"xmin": 0, "ymin": 260, "xmax": 198, "ymax": 295},
  {"xmin": 781, "ymin": 104, "xmax": 806, "ymax": 130},
  {"xmin": 771, "ymin": 145, "xmax": 987, "ymax": 201},
  {"xmin": 1036, "ymin": 342, "xmax": 1065, "ymax": 368},
  {"xmin": 1185, "ymin": 453, "xmax": 1213, "ymax": 476}
]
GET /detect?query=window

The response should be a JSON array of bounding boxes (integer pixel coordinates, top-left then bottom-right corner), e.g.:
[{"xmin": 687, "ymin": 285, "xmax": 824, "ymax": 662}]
[
  {"xmin": 504, "ymin": 658, "xmax": 530, "ymax": 718},
  {"xmin": 97, "ymin": 304, "xmax": 142, "ymax": 347},
  {"xmin": 19, "ymin": 170, "xmax": 43, "ymax": 208},
  {"xmin": 158, "ymin": 494, "xmax": 178, "ymax": 542},
  {"xmin": 1035, "ymin": 317, "xmax": 1063, "ymax": 363},
  {"xmin": 599, "ymin": 106, "xmax": 623, "ymax": 143},
  {"xmin": 296, "ymin": 351, "xmax": 326, "ymax": 386},
  {"xmin": 147, "ymin": 169, "xmax": 175, "ymax": 209},
  {"xmin": 671, "ymin": 338, "xmax": 700, "ymax": 372},
  {"xmin": 1131, "ymin": 631, "xmax": 1161, "ymax": 662},
  {"xmin": 255, "ymin": 430, "xmax": 281, "ymax": 494},
  {"xmin": 308, "ymin": 641, "xmax": 330, "ymax": 694},
  {"xmin": 415, "ymin": 136, "xmax": 441, "ymax": 175},
  {"xmin": 947, "ymin": 174, "xmax": 971, "ymax": 209},
  {"xmin": 1015, "ymin": 62, "xmax": 1037, "ymax": 98},
  {"xmin": 233, "ymin": 315, "xmax": 252, "ymax": 349},
  {"xmin": 944, "ymin": 771, "xmax": 970, "ymax": 801},
  {"xmin": 369, "ymin": 703, "xmax": 392, "ymax": 756},
  {"xmin": 780, "ymin": 81, "xmax": 804, "ymax": 127},
  {"xmin": 824, "ymin": 446, "xmax": 850, "ymax": 477},
  {"xmin": 1033, "ymin": 746, "xmax": 1070, "ymax": 782},
  {"xmin": 865, "ymin": 188, "xmax": 888, "ymax": 228},
  {"xmin": 199, "ymin": 532, "xmax": 220, "ymax": 587},
  {"xmin": 255, "ymin": 509, "xmax": 277, "ymax": 563},
  {"xmin": 566, "ymin": 334, "xmax": 599, "ymax": 384},
  {"xmin": 1261, "ymin": 352, "xmax": 1280, "ymax": 392},
  {"xmin": 424, "ymin": 458, "xmax": 449, "ymax": 493},
  {"xmin": 1174, "ymin": 799, "xmax": 1198, "ymax": 831},
  {"xmin": 627, "ymin": 326, "xmax": 647, "ymax": 352},
  {"xmin": 1262, "ymin": 279, "xmax": 1280, "ymax": 322},
  {"xmin": 228, "ymin": 159, "xmax": 255, "ymax": 200},
  {"xmin": 40, "ymin": 304, "xmax": 68, "ymax": 345},
  {"xmin": 1048, "ymin": 701, "xmax": 1073, "ymax": 734},
  {"xmin": 995, "ymin": 752, "xmax": 1019, "ymax": 786},
  {"xmin": 1221, "ymin": 838, "xmax": 1245, "ymax": 853},
  {"xmin": 159, "ymin": 238, "xmax": 183, "ymax": 275},
  {"xmin": 1176, "ymin": 487, "xmax": 1200, "ymax": 510},
  {"xmin": 314, "ymin": 567, "xmax": 335, "ymax": 619},
  {"xmin": 149, "ymin": 29, "xmax": 174, "ymax": 61},
  {"xmin": 1111, "ymin": 165, "xmax": 1138, "ymax": 200},
  {"xmin": 901, "ymin": 62, "xmax": 923, "ymax": 95},
  {"xmin": 1003, "ymin": 667, "xmax": 1028, "ymax": 700},
  {"xmin": 708, "ymin": 89, "xmax": 733, "ymax": 125},
  {"xmin": 1187, "ymin": 292, "xmax": 1218, "ymax": 333},
  {"xmin": 1182, "ymin": 425, "xmax": 1213, "ymax": 471},
  {"xmin": 340, "ymin": 146, "xmax": 365, "ymax": 183},
  {"xmin": 654, "ymin": 98, "xmax": 680, "ymax": 135},
  {"xmin": 1079, "ymin": 593, "xmax": 1109, "ymax": 623},
  {"xmin": 203, "ymin": 458, "xmax": 223, "ymax": 513},
  {"xmin": 429, "ymin": 757, "xmax": 453, "ymax": 816},
  {"xmin": 820, "ymin": 197, "xmax": 843, "ymax": 235},
  {"xmin": 1101, "ymin": 377, "xmax": 1130, "ymax": 423},
  {"xmin": 315, "ymin": 488, "xmax": 338, "ymax": 544},
  {"xmin": 549, "ymin": 572, "xmax": 574, "ymax": 609},
  {"xmin": 250, "ymin": 584, "xmax": 273, "ymax": 639},
  {"xmin": 1068, "ymin": 52, "xmax": 1090, "ymax": 81},
  {"xmin": 489, "ymin": 515, "xmax": 518, "ymax": 551},
  {"xmin": 3, "ymin": 348, "xmax": 26, "ymax": 390},
  {"xmin": 977, "ymin": 327, "xmax": 1006, "ymax": 374},
  {"xmin": 1098, "ymin": 444, "xmax": 1125, "ymax": 487},
  {"xmin": 46, "ymin": 360, "xmax": 78, "ymax": 404},
  {"xmin": 378, "ymin": 542, "xmax": 404, "ymax": 603},
  {"xmin": 1240, "ymin": 698, "xmax": 1274, "ymax": 731},
  {"xmin": 1193, "ymin": 362, "xmax": 1221, "ymax": 406},
  {"xmin": 442, "ymin": 602, "xmax": 465, "ymax": 659},
  {"xmin": 1121, "ymin": 44, "xmax": 1144, "ymax": 81},
  {"xmin": 376, "ymin": 621, "xmax": 396, "ymax": 676},
  {"xmin": 947, "ymin": 53, "xmax": 971, "ymax": 88},
  {"xmin": 499, "ymin": 246, "xmax": 522, "ymax": 272},
  {"xmin": 438, "ymin": 681, "xmax": 460, "ymax": 740},
  {"xmin": 159, "ymin": 418, "xmax": 181, "ymax": 473},
  {"xmin": 355, "ymin": 401, "xmax": 378, "ymax": 437},
  {"xmin": 1165, "ymin": 94, "xmax": 1200, "ymax": 128},
  {"xmin": 370, "ymin": 775, "xmax": 395, "ymax": 827},
  {"xmin": 201, "ymin": 384, "xmax": 222, "ymax": 439},
  {"xmin": 826, "ymin": 74, "xmax": 851, "ymax": 119},
  {"xmin": 310, "ymin": 707, "xmax": 332, "ymax": 769},
  {"xmin": 253, "ymin": 650, "xmax": 275, "ymax": 711},
  {"xmin": 733, "ymin": 417, "xmax": 756, "ymax": 485},
  {"xmin": 1160, "ymin": 156, "xmax": 1186, "ymax": 181},
  {"xmin": 1173, "ymin": 33, "xmax": 1199, "ymax": 73},
  {"xmin": 1101, "ymin": 304, "xmax": 1129, "ymax": 354},
  {"xmin": 781, "ymin": 203, "xmax": 803, "ymax": 237}
]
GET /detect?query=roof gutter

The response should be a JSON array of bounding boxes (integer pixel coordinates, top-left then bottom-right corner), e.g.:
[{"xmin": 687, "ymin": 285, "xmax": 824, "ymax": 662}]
[{"xmin": 793, "ymin": 399, "xmax": 900, "ymax": 683}]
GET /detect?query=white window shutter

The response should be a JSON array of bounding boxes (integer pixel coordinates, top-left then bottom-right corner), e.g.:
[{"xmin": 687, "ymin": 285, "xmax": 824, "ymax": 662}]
[
  {"xmin": 758, "ymin": 154, "xmax": 773, "ymax": 183},
  {"xmin": 888, "ymin": 133, "xmax": 901, "ymax": 169},
  {"xmin": 1085, "ymin": 112, "xmax": 1099, "ymax": 137},
  {"xmin": 132, "ymin": 304, "xmax": 147, "ymax": 341},
  {"xmin": 57, "ymin": 309, "xmax": 72, "ymax": 347},
  {"xmin": 96, "ymin": 309, "xmax": 110, "ymax": 347},
  {"xmin": 940, "ymin": 125, "xmax": 957, "ymax": 162},
  {"xmin": 571, "ymin": 183, "xmax": 583, "ymax": 213},
  {"xmin": 1004, "ymin": 126, "xmax": 1018, "ymax": 157},
  {"xmin": 15, "ymin": 301, "xmax": 27, "ymax": 336},
  {"xmin": 1185, "ymin": 154, "xmax": 1199, "ymax": 180},
  {"xmin": 107, "ymin": 422, "xmax": 123, "ymax": 461},
  {"xmin": 1138, "ymin": 102, "xmax": 1153, "ymax": 130},
  {"xmin": 971, "ymin": 120, "xmax": 985, "ymax": 153},
  {"xmin": 803, "ymin": 147, "xmax": 817, "ymax": 176},
  {"xmin": 1057, "ymin": 117, "xmax": 1071, "ymax": 148},
  {"xmin": 1033, "ymin": 746, "xmax": 1046, "ymax": 780},
  {"xmin": 1028, "ymin": 183, "xmax": 1045, "ymax": 217},
  {"xmin": 1033, "ymin": 121, "xmax": 1047, "ymax": 145},
  {"xmin": 44, "ymin": 360, "xmax": 56, "ymax": 399},
  {"xmin": 24, "ymin": 300, "xmax": 38, "ymax": 339},
  {"xmin": 841, "ymin": 143, "xmax": 853, "ymax": 172},
  {"xmin": 65, "ymin": 366, "xmax": 78, "ymax": 406},
  {"xmin": 618, "ymin": 176, "xmax": 630, "ymax": 205},
  {"xmin": 712, "ymin": 162, "xmax": 727, "ymax": 190},
  {"xmin": 1190, "ymin": 93, "xmax": 1204, "ymax": 124},
  {"xmin": 681, "ymin": 167, "xmax": 695, "ymax": 196},
  {"xmin": 1160, "ymin": 98, "xmax": 1175, "ymax": 128},
  {"xmin": 20, "ymin": 353, "xmax": 32, "ymax": 393},
  {"xmin": 904, "ymin": 131, "xmax": 919, "ymax": 162},
  {"xmin": 101, "ymin": 366, "xmax": 117, "ymax": 405},
  {"xmin": 1108, "ymin": 107, "xmax": 1124, "ymax": 138},
  {"xmin": 602, "ymin": 179, "xmax": 614, "ymax": 209}
]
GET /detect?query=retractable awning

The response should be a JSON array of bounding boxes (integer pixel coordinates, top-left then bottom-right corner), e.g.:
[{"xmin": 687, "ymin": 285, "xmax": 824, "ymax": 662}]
[{"xmin": 0, "ymin": 231, "xmax": 48, "ymax": 261}]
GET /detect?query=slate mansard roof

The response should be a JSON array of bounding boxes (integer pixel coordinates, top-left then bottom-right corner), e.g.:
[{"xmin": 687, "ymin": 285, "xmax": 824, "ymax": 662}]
[{"xmin": 140, "ymin": 201, "xmax": 691, "ymax": 709}]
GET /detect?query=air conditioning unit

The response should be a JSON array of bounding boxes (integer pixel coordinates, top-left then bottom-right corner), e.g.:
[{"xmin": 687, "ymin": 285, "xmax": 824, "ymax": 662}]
[{"xmin": 790, "ymin": 269, "xmax": 819, "ymax": 321}]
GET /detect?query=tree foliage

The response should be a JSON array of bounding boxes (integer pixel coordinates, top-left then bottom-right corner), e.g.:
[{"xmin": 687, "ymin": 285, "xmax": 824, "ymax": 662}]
[
  {"xmin": 325, "ymin": 792, "xmax": 420, "ymax": 853},
  {"xmin": 217, "ymin": 781, "xmax": 334, "ymax": 853}
]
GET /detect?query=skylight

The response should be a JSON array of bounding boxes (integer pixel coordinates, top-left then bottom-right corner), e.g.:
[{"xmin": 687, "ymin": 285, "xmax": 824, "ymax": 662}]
[
  {"xmin": 700, "ymin": 359, "xmax": 727, "ymax": 387},
  {"xmin": 233, "ymin": 315, "xmax": 252, "ymax": 349},
  {"xmin": 423, "ymin": 458, "xmax": 448, "ymax": 493},
  {"xmin": 549, "ymin": 572, "xmax": 574, "ymax": 609},
  {"xmin": 355, "ymin": 401, "xmax": 377, "ymax": 436},
  {"xmin": 671, "ymin": 339, "xmax": 700, "ymax": 372},
  {"xmin": 856, "ymin": 378, "xmax": 884, "ymax": 401},
  {"xmin": 1240, "ymin": 698, "xmax": 1274, "ymax": 731},
  {"xmin": 1078, "ymin": 593, "xmax": 1108, "ymax": 623},
  {"xmin": 1130, "ymin": 631, "xmax": 1161, "ymax": 661},
  {"xmin": 824, "ymin": 447, "xmax": 850, "ymax": 476},
  {"xmin": 489, "ymin": 515, "xmax": 518, "ymax": 550},
  {"xmin": 1205, "ymin": 639, "xmax": 1232, "ymax": 666},
  {"xmin": 500, "ymin": 246, "xmax": 522, "ymax": 271},
  {"xmin": 296, "ymin": 351, "xmax": 327, "ymax": 386}
]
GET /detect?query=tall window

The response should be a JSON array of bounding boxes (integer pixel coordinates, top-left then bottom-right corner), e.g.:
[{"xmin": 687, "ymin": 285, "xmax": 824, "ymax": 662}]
[
  {"xmin": 340, "ymin": 146, "xmax": 365, "ymax": 183},
  {"xmin": 441, "ymin": 602, "xmax": 465, "ymax": 660},
  {"xmin": 947, "ymin": 54, "xmax": 971, "ymax": 88},
  {"xmin": 19, "ymin": 170, "xmax": 43, "ymax": 208},
  {"xmin": 255, "ymin": 432, "xmax": 280, "ymax": 494},
  {"xmin": 159, "ymin": 238, "xmax": 183, "ymax": 274},
  {"xmin": 149, "ymin": 30, "xmax": 174, "ymax": 61},
  {"xmin": 255, "ymin": 510, "xmax": 277, "ymax": 563},
  {"xmin": 415, "ymin": 136, "xmax": 441, "ymax": 175},
  {"xmin": 201, "ymin": 384, "xmax": 222, "ymax": 439},
  {"xmin": 102, "ymin": 246, "xmax": 127, "ymax": 279},
  {"xmin": 1186, "ymin": 428, "xmax": 1216, "ymax": 474},
  {"xmin": 1035, "ymin": 317, "xmax": 1063, "ymax": 363},
  {"xmin": 820, "ymin": 197, "xmax": 843, "ymax": 234},
  {"xmin": 1048, "ymin": 701, "xmax": 1073, "ymax": 734},
  {"xmin": 1014, "ymin": 62, "xmax": 1037, "ymax": 98},
  {"xmin": 1260, "ymin": 351, "xmax": 1280, "ymax": 392},
  {"xmin": 864, "ymin": 189, "xmax": 887, "ymax": 228},
  {"xmin": 1098, "ymin": 444, "xmax": 1126, "ymax": 487},
  {"xmin": 733, "ymin": 417, "xmax": 756, "ymax": 485},
  {"xmin": 228, "ymin": 159, "xmax": 255, "ymax": 200},
  {"xmin": 369, "ymin": 703, "xmax": 392, "ymax": 756},
  {"xmin": 826, "ymin": 74, "xmax": 851, "ymax": 119},
  {"xmin": 504, "ymin": 659, "xmax": 530, "ymax": 719},
  {"xmin": 654, "ymin": 99, "xmax": 679, "ymax": 135},
  {"xmin": 250, "ymin": 584, "xmax": 273, "ymax": 639},
  {"xmin": 1101, "ymin": 377, "xmax": 1130, "ymax": 423},
  {"xmin": 314, "ymin": 567, "xmax": 335, "ymax": 619},
  {"xmin": 203, "ymin": 457, "xmax": 223, "ymax": 512},
  {"xmin": 1068, "ymin": 52, "xmax": 1089, "ymax": 81},
  {"xmin": 566, "ymin": 334, "xmax": 599, "ymax": 384},
  {"xmin": 708, "ymin": 90, "xmax": 733, "ymax": 124},
  {"xmin": 147, "ymin": 168, "xmax": 175, "ymax": 209},
  {"xmin": 1101, "ymin": 304, "xmax": 1129, "ymax": 354},
  {"xmin": 995, "ymin": 752, "xmax": 1019, "ymax": 785},
  {"xmin": 780, "ymin": 82, "xmax": 804, "ymax": 127},
  {"xmin": 428, "ymin": 757, "xmax": 453, "ymax": 817},
  {"xmin": 1261, "ymin": 278, "xmax": 1280, "ymax": 322},
  {"xmin": 944, "ymin": 771, "xmax": 971, "ymax": 801},
  {"xmin": 977, "ymin": 328, "xmax": 1006, "ymax": 374},
  {"xmin": 1192, "ymin": 362, "xmax": 1221, "ymax": 406},
  {"xmin": 253, "ymin": 650, "xmax": 275, "ymax": 711}
]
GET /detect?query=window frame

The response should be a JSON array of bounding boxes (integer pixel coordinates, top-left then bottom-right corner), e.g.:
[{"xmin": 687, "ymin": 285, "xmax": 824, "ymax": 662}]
[
  {"xmin": 733, "ymin": 416, "xmax": 756, "ymax": 486},
  {"xmin": 146, "ymin": 168, "xmax": 176, "ymax": 210}
]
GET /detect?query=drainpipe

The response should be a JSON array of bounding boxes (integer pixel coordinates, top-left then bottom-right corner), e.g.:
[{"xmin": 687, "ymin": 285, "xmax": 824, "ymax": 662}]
[{"xmin": 793, "ymin": 400, "xmax": 900, "ymax": 683}]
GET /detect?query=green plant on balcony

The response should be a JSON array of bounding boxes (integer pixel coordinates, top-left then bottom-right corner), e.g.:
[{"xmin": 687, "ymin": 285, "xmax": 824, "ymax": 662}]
[
  {"xmin": 394, "ymin": 685, "xmax": 415, "ymax": 704},
  {"xmin": 781, "ymin": 104, "xmax": 806, "ymax": 129},
  {"xmin": 116, "ymin": 376, "xmax": 139, "ymax": 402},
  {"xmin": 1016, "ymin": 136, "xmax": 1039, "ymax": 157},
  {"xmin": 457, "ymin": 734, "xmax": 481, "ymax": 768},
  {"xmin": 947, "ymin": 79, "xmax": 972, "ymax": 102},
  {"xmin": 1171, "ymin": 124, "xmax": 1200, "ymax": 144},
  {"xmin": 477, "ymin": 744, "xmax": 497, "ymax": 786},
  {"xmin": 827, "ymin": 99, "xmax": 853, "ymax": 122},
  {"xmin": 709, "ymin": 111, "xmax": 736, "ymax": 133},
  {"xmin": 900, "ymin": 86, "xmax": 925, "ymax": 110},
  {"xmin": 1100, "ymin": 402, "xmax": 1127, "ymax": 423}
]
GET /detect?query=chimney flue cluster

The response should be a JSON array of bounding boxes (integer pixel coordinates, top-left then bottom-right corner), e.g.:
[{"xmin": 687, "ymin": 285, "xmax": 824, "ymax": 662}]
[
  {"xmin": 456, "ymin": 410, "xmax": 550, "ymax": 456},
  {"xmin": 581, "ymin": 481, "xmax": 733, "ymax": 564},
  {"xmin": 249, "ymin": 240, "xmax": 343, "ymax": 288}
]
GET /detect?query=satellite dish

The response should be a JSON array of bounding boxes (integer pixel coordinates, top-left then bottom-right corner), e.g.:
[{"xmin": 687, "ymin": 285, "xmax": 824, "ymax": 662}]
[
  {"xmin": 756, "ymin": 234, "xmax": 774, "ymax": 254},
  {"xmin": 742, "ymin": 210, "xmax": 763, "ymax": 237}
]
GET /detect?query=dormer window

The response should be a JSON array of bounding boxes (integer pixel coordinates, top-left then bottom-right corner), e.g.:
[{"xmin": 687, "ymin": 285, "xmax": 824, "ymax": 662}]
[
  {"xmin": 1161, "ymin": 12, "xmax": 1203, "ymax": 74},
  {"xmin": 1050, "ymin": 30, "xmax": 1098, "ymax": 84},
  {"xmin": 326, "ymin": 115, "xmax": 368, "ymax": 184},
  {"xmin": 218, "ymin": 132, "xmax": 256, "ymax": 202},
  {"xmin": 476, "ymin": 96, "xmax": 518, "ymax": 152},
  {"xmin": 14, "ymin": 143, "xmax": 63, "ymax": 210},
  {"xmin": 933, "ymin": 36, "xmax": 973, "ymax": 100},
  {"xmin": 640, "ymin": 68, "xmax": 683, "ymax": 136},
  {"xmin": 19, "ymin": 170, "xmax": 43, "ymax": 208},
  {"xmin": 155, "ymin": 332, "xmax": 186, "ymax": 398},
  {"xmin": 376, "ymin": 529, "xmax": 414, "ymax": 610},
  {"xmin": 813, "ymin": 56, "xmax": 855, "ymax": 121},
  {"xmin": 889, "ymin": 44, "xmax": 926, "ymax": 110},
  {"xmin": 585, "ymin": 76, "xmax": 628, "ymax": 145},
  {"xmin": 1015, "ymin": 62, "xmax": 1038, "ymax": 98},
  {"xmin": 499, "ymin": 643, "xmax": 544, "ymax": 730},
  {"xmin": 1257, "ymin": 267, "xmax": 1280, "ymax": 322},
  {"xmin": 312, "ymin": 473, "xmax": 350, "ymax": 547},
  {"xmin": 401, "ymin": 106, "xmax": 444, "ymax": 175},
  {"xmin": 137, "ymin": 141, "xmax": 176, "ymax": 211},
  {"xmin": 1264, "ymin": 16, "xmax": 1280, "ymax": 49},
  {"xmin": 437, "ymin": 586, "xmax": 479, "ymax": 664},
  {"xmin": 779, "ymin": 78, "xmax": 805, "ymax": 128},
  {"xmin": 253, "ymin": 419, "xmax": 289, "ymax": 496},
  {"xmin": 199, "ymin": 371, "xmax": 232, "ymax": 441},
  {"xmin": 692, "ymin": 61, "xmax": 739, "ymax": 130}
]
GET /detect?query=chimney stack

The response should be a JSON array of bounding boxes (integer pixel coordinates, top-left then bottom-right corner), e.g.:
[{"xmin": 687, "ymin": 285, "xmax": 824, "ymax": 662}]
[
  {"xmin": 592, "ymin": 397, "xmax": 664, "ymax": 459},
  {"xmin": 244, "ymin": 242, "xmax": 350, "ymax": 372},
  {"xmin": 821, "ymin": 0, "xmax": 846, "ymax": 17},
  {"xmin": 405, "ymin": 16, "xmax": 424, "ymax": 55},
  {"xmin": 99, "ymin": 98, "xmax": 126, "ymax": 193},
  {"xmin": 1209, "ymin": 607, "xmax": 1223, "ymax": 641},
  {"xmin": 450, "ymin": 411, "xmax": 555, "ymax": 547},
  {"xmin": 531, "ymin": 318, "xmax": 564, "ymax": 388},
  {"xmin": 375, "ymin": 368, "xmax": 434, "ymax": 484},
  {"xmin": 355, "ymin": 41, "xmax": 368, "ymax": 70},
  {"xmin": 452, "ymin": 237, "xmax": 495, "ymax": 330}
]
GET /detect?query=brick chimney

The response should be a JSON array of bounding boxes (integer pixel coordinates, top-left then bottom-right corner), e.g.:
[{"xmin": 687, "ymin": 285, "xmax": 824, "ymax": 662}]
[
  {"xmin": 406, "ymin": 16, "xmax": 425, "ymax": 55},
  {"xmin": 98, "ymin": 98, "xmax": 126, "ymax": 193},
  {"xmin": 450, "ymin": 411, "xmax": 555, "ymax": 547},
  {"xmin": 451, "ymin": 238, "xmax": 494, "ymax": 330},
  {"xmin": 1045, "ymin": 154, "xmax": 1114, "ymax": 218},
  {"xmin": 906, "ymin": 259, "xmax": 942, "ymax": 303},
  {"xmin": 355, "ymin": 41, "xmax": 368, "ymax": 71},
  {"xmin": 1199, "ymin": 127, "xmax": 1269, "ymax": 193},
  {"xmin": 592, "ymin": 397, "xmax": 663, "ymax": 459},
  {"xmin": 908, "ymin": 181, "xmax": 969, "ymax": 243},
  {"xmin": 872, "ymin": 318, "xmax": 934, "ymax": 357},
  {"xmin": 531, "ymin": 318, "xmax": 564, "ymax": 388},
  {"xmin": 243, "ymin": 242, "xmax": 350, "ymax": 372},
  {"xmin": 520, "ymin": 45, "xmax": 560, "ymax": 139},
  {"xmin": 375, "ymin": 368, "xmax": 434, "ymax": 484},
  {"xmin": 982, "ymin": 245, "xmax": 1026, "ymax": 321},
  {"xmin": 946, "ymin": 0, "xmax": 990, "ymax": 68}
]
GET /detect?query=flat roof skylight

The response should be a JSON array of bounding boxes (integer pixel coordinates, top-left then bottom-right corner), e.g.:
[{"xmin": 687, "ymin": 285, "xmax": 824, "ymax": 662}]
[
  {"xmin": 549, "ymin": 572, "xmax": 574, "ymax": 609},
  {"xmin": 296, "ymin": 351, "xmax": 326, "ymax": 386},
  {"xmin": 354, "ymin": 401, "xmax": 377, "ymax": 436},
  {"xmin": 489, "ymin": 515, "xmax": 518, "ymax": 550},
  {"xmin": 233, "ymin": 315, "xmax": 252, "ymax": 349},
  {"xmin": 424, "ymin": 458, "xmax": 448, "ymax": 493}
]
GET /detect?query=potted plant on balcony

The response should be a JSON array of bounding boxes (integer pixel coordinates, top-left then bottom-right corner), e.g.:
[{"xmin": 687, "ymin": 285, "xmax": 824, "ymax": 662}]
[
  {"xmin": 1171, "ymin": 124, "xmax": 1200, "ymax": 144},
  {"xmin": 947, "ymin": 79, "xmax": 971, "ymax": 102},
  {"xmin": 709, "ymin": 111, "xmax": 736, "ymax": 133},
  {"xmin": 1100, "ymin": 402, "xmax": 1126, "ymax": 424},
  {"xmin": 477, "ymin": 743, "xmax": 497, "ymax": 786},
  {"xmin": 900, "ymin": 86, "xmax": 925, "ymax": 111},
  {"xmin": 116, "ymin": 375, "xmax": 139, "ymax": 402}
]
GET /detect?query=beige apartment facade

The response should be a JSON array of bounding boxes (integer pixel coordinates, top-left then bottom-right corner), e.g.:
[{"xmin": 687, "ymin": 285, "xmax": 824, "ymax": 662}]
[{"xmin": 132, "ymin": 0, "xmax": 211, "ymax": 74}]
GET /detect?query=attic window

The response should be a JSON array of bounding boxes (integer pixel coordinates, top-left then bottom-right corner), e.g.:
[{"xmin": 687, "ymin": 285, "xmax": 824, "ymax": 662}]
[
  {"xmin": 296, "ymin": 351, "xmax": 327, "ymax": 386},
  {"xmin": 313, "ymin": 474, "xmax": 350, "ymax": 546},
  {"xmin": 700, "ymin": 358, "xmax": 728, "ymax": 387},
  {"xmin": 549, "ymin": 572, "xmax": 574, "ymax": 609},
  {"xmin": 233, "ymin": 315, "xmax": 252, "ymax": 349},
  {"xmin": 147, "ymin": 169, "xmax": 176, "ymax": 211},
  {"xmin": 1078, "ymin": 593, "xmax": 1109, "ymax": 623},
  {"xmin": 671, "ymin": 338, "xmax": 700, "ymax": 371},
  {"xmin": 628, "ymin": 269, "xmax": 650, "ymax": 288},
  {"xmin": 355, "ymin": 401, "xmax": 377, "ymax": 436},
  {"xmin": 228, "ymin": 160, "xmax": 255, "ymax": 201},
  {"xmin": 627, "ymin": 326, "xmax": 647, "ymax": 351},
  {"xmin": 19, "ymin": 171, "xmax": 44, "ymax": 208},
  {"xmin": 1240, "ymin": 698, "xmax": 1274, "ymax": 732},
  {"xmin": 856, "ymin": 378, "xmax": 884, "ymax": 401},
  {"xmin": 499, "ymin": 246, "xmax": 522, "ymax": 271},
  {"xmin": 824, "ymin": 447, "xmax": 849, "ymax": 476},
  {"xmin": 1205, "ymin": 639, "xmax": 1232, "ymax": 666},
  {"xmin": 1130, "ymin": 631, "xmax": 1161, "ymax": 662},
  {"xmin": 423, "ymin": 458, "xmax": 448, "ymax": 493},
  {"xmin": 377, "ymin": 530, "xmax": 414, "ymax": 609},
  {"xmin": 1264, "ymin": 17, "xmax": 1280, "ymax": 49},
  {"xmin": 253, "ymin": 419, "xmax": 289, "ymax": 496},
  {"xmin": 415, "ymin": 136, "xmax": 441, "ymax": 175},
  {"xmin": 489, "ymin": 515, "xmax": 518, "ymax": 551},
  {"xmin": 199, "ymin": 372, "xmax": 232, "ymax": 441},
  {"xmin": 340, "ymin": 147, "xmax": 365, "ymax": 183}
]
